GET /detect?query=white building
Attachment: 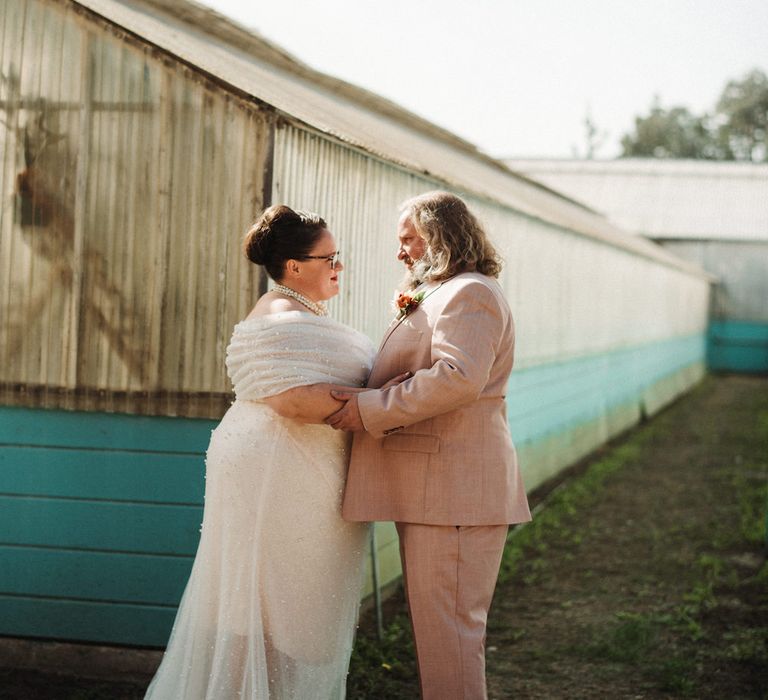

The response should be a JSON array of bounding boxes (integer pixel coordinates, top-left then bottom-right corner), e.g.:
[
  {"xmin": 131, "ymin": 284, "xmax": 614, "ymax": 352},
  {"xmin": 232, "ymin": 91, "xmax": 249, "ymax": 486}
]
[{"xmin": 508, "ymin": 158, "xmax": 768, "ymax": 373}]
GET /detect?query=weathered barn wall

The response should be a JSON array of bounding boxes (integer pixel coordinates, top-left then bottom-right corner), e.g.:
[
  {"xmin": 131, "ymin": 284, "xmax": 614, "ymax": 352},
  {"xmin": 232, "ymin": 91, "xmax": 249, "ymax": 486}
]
[{"xmin": 1, "ymin": 0, "xmax": 268, "ymax": 419}]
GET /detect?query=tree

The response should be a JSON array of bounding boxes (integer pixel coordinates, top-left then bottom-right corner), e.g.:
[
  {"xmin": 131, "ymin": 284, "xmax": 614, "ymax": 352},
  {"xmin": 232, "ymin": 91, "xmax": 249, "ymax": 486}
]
[
  {"xmin": 583, "ymin": 108, "xmax": 607, "ymax": 159},
  {"xmin": 715, "ymin": 69, "xmax": 768, "ymax": 161},
  {"xmin": 620, "ymin": 97, "xmax": 722, "ymax": 159},
  {"xmin": 571, "ymin": 107, "xmax": 608, "ymax": 159},
  {"xmin": 620, "ymin": 68, "xmax": 768, "ymax": 161}
]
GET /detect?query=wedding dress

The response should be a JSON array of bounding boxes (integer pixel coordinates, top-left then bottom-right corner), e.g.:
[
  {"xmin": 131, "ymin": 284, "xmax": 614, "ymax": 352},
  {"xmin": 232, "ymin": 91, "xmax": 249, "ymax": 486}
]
[{"xmin": 145, "ymin": 311, "xmax": 375, "ymax": 699}]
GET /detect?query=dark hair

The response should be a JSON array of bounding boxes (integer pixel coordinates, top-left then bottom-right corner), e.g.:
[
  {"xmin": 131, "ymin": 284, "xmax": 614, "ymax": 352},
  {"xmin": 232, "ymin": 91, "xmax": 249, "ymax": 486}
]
[{"xmin": 243, "ymin": 205, "xmax": 327, "ymax": 281}]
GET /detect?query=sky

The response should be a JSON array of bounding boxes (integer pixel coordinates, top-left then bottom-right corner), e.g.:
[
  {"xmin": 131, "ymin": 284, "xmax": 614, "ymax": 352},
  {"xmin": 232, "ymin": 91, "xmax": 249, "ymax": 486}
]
[{"xmin": 200, "ymin": 0, "xmax": 768, "ymax": 160}]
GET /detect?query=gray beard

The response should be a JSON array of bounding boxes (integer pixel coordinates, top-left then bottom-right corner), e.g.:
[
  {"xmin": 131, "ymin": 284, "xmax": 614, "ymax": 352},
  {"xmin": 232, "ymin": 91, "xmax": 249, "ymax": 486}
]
[
  {"xmin": 398, "ymin": 269, "xmax": 419, "ymax": 292},
  {"xmin": 408, "ymin": 257, "xmax": 434, "ymax": 288},
  {"xmin": 399, "ymin": 264, "xmax": 431, "ymax": 292}
]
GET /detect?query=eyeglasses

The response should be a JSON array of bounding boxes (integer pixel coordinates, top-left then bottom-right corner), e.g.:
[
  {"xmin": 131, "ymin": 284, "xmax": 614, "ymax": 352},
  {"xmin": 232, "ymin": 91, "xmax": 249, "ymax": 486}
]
[{"xmin": 299, "ymin": 251, "xmax": 341, "ymax": 268}]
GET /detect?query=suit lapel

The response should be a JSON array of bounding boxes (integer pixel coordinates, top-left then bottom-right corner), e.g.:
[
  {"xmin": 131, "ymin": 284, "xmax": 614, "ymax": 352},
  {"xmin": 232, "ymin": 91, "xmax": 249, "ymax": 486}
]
[{"xmin": 377, "ymin": 315, "xmax": 407, "ymax": 352}]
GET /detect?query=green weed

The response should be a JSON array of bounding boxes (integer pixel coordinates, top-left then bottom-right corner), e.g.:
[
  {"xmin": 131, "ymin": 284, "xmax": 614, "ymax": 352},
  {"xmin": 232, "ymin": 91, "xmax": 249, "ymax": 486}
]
[
  {"xmin": 347, "ymin": 613, "xmax": 418, "ymax": 698},
  {"xmin": 723, "ymin": 628, "xmax": 768, "ymax": 665},
  {"xmin": 583, "ymin": 612, "xmax": 660, "ymax": 664},
  {"xmin": 654, "ymin": 656, "xmax": 697, "ymax": 695}
]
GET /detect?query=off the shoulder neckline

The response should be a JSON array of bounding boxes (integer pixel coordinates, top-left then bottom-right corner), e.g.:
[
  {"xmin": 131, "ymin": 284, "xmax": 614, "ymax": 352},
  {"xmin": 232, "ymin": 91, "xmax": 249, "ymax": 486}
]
[{"xmin": 235, "ymin": 311, "xmax": 337, "ymax": 328}]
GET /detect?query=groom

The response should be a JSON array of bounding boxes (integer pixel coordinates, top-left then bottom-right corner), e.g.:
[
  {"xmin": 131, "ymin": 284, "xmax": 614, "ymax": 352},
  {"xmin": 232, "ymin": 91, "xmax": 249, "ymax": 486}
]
[{"xmin": 328, "ymin": 191, "xmax": 531, "ymax": 700}]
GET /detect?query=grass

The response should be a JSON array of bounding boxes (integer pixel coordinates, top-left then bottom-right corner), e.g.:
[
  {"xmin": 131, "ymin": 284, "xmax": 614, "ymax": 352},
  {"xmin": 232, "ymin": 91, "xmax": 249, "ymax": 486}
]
[{"xmin": 347, "ymin": 613, "xmax": 418, "ymax": 699}]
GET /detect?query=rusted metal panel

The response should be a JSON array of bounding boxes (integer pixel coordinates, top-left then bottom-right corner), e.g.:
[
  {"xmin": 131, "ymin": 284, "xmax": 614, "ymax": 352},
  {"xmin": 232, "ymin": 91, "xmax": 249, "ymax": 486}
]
[{"xmin": 0, "ymin": 0, "xmax": 269, "ymax": 418}]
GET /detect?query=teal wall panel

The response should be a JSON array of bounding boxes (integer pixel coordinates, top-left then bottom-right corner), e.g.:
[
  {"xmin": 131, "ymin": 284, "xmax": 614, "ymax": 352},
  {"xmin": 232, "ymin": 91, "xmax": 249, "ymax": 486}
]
[
  {"xmin": 0, "ymin": 595, "xmax": 177, "ymax": 647},
  {"xmin": 508, "ymin": 333, "xmax": 705, "ymax": 448},
  {"xmin": 0, "ymin": 406, "xmax": 211, "ymax": 646},
  {"xmin": 0, "ymin": 406, "xmax": 216, "ymax": 453},
  {"xmin": 0, "ymin": 333, "xmax": 706, "ymax": 647},
  {"xmin": 0, "ymin": 546, "xmax": 191, "ymax": 605},
  {"xmin": 0, "ymin": 447, "xmax": 204, "ymax": 503},
  {"xmin": 516, "ymin": 397, "xmax": 639, "ymax": 489},
  {"xmin": 708, "ymin": 320, "xmax": 768, "ymax": 373},
  {"xmin": 514, "ymin": 363, "xmax": 704, "ymax": 489},
  {"xmin": 0, "ymin": 496, "xmax": 202, "ymax": 554}
]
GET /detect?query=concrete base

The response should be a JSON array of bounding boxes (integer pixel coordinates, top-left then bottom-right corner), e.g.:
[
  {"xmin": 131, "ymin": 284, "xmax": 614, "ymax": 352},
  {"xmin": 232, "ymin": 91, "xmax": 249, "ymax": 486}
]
[{"xmin": 0, "ymin": 636, "xmax": 161, "ymax": 683}]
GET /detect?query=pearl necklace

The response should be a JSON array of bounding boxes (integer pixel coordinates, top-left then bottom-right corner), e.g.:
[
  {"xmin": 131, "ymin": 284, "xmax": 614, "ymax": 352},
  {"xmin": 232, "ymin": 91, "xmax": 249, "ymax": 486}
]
[{"xmin": 272, "ymin": 284, "xmax": 328, "ymax": 316}]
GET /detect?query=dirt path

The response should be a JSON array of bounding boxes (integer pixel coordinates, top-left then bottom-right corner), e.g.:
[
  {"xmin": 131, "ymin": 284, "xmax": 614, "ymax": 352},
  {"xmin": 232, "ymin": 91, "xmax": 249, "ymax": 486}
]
[
  {"xmin": 486, "ymin": 375, "xmax": 768, "ymax": 699},
  {"xmin": 2, "ymin": 376, "xmax": 766, "ymax": 699}
]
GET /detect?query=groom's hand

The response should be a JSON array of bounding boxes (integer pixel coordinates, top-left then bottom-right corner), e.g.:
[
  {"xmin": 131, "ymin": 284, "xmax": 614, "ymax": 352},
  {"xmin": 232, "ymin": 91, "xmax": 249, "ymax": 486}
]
[{"xmin": 326, "ymin": 391, "xmax": 364, "ymax": 432}]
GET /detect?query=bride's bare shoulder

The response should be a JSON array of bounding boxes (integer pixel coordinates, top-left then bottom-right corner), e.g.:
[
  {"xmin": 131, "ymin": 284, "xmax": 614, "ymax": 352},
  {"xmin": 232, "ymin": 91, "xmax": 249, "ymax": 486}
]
[{"xmin": 244, "ymin": 291, "xmax": 304, "ymax": 320}]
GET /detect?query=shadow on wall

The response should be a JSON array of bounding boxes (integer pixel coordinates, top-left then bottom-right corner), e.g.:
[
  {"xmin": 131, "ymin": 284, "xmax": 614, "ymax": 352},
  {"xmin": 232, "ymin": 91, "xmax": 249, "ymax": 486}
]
[{"xmin": 4, "ymin": 70, "xmax": 148, "ymax": 383}]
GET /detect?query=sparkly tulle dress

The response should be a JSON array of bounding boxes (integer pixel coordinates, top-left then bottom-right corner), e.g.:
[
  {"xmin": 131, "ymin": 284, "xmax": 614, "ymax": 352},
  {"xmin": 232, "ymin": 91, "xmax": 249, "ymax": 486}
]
[{"xmin": 145, "ymin": 312, "xmax": 375, "ymax": 699}]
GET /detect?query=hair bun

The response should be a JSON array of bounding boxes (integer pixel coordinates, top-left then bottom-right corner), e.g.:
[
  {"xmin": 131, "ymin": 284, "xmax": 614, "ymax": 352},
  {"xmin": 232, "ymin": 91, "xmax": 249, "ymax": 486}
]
[
  {"xmin": 243, "ymin": 204, "xmax": 328, "ymax": 281},
  {"xmin": 244, "ymin": 205, "xmax": 298, "ymax": 265},
  {"xmin": 243, "ymin": 218, "xmax": 271, "ymax": 265}
]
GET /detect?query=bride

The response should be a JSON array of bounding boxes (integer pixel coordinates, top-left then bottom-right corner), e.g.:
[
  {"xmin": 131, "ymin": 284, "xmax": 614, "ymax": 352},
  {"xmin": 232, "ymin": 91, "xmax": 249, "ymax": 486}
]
[{"xmin": 145, "ymin": 205, "xmax": 395, "ymax": 699}]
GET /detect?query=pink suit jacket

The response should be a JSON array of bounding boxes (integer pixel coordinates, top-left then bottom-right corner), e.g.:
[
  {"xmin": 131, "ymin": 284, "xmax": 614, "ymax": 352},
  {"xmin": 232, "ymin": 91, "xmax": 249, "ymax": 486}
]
[{"xmin": 342, "ymin": 272, "xmax": 532, "ymax": 526}]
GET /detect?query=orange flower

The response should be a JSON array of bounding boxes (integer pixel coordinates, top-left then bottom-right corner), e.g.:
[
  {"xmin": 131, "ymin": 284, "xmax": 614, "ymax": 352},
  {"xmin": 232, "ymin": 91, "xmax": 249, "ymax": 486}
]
[{"xmin": 395, "ymin": 291, "xmax": 425, "ymax": 318}]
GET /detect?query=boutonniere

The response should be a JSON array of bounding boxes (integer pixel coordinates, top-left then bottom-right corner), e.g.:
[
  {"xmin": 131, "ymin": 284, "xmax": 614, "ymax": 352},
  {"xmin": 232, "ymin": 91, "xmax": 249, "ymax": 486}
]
[{"xmin": 394, "ymin": 290, "xmax": 425, "ymax": 319}]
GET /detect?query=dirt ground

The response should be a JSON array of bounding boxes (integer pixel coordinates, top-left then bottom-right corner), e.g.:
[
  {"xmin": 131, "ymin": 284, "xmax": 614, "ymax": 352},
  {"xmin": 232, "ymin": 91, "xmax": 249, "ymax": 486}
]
[
  {"xmin": 2, "ymin": 375, "xmax": 766, "ymax": 699},
  {"xmin": 483, "ymin": 374, "xmax": 768, "ymax": 699}
]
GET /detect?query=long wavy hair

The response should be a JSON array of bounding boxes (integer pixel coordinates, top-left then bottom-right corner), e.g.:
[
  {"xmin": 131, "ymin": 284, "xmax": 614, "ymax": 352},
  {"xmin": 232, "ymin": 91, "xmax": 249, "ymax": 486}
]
[{"xmin": 400, "ymin": 191, "xmax": 502, "ymax": 288}]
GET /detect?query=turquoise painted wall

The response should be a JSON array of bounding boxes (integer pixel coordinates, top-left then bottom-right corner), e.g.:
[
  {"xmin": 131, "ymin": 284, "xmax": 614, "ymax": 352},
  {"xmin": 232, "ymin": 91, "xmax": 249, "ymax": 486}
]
[
  {"xmin": 508, "ymin": 333, "xmax": 707, "ymax": 489},
  {"xmin": 708, "ymin": 320, "xmax": 768, "ymax": 374},
  {"xmin": 0, "ymin": 332, "xmax": 707, "ymax": 647},
  {"xmin": 0, "ymin": 409, "xmax": 214, "ymax": 646}
]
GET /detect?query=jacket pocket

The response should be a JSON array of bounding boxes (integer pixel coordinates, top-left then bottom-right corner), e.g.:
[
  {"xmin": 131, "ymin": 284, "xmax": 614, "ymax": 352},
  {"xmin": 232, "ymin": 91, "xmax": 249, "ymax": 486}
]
[{"xmin": 382, "ymin": 433, "xmax": 440, "ymax": 454}]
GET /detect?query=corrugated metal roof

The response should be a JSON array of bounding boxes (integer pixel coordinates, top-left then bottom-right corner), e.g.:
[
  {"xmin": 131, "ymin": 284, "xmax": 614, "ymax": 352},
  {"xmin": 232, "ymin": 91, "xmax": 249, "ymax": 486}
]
[
  {"xmin": 71, "ymin": 0, "xmax": 709, "ymax": 278},
  {"xmin": 506, "ymin": 158, "xmax": 768, "ymax": 241}
]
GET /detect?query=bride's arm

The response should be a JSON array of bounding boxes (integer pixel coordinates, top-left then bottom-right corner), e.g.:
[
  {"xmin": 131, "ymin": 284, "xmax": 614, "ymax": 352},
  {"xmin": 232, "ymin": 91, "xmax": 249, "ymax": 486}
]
[
  {"xmin": 262, "ymin": 373, "xmax": 411, "ymax": 424},
  {"xmin": 262, "ymin": 384, "xmax": 361, "ymax": 424}
]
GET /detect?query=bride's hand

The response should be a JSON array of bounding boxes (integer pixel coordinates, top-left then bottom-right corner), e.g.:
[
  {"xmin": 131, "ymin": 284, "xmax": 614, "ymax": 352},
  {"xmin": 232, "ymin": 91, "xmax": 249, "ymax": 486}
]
[{"xmin": 380, "ymin": 371, "xmax": 412, "ymax": 390}]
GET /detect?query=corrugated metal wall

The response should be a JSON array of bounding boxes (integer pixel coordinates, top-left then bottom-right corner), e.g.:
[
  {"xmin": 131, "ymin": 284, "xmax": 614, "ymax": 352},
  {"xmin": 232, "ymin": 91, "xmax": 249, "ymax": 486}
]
[
  {"xmin": 470, "ymin": 199, "xmax": 710, "ymax": 367},
  {"xmin": 272, "ymin": 125, "xmax": 437, "ymax": 340},
  {"xmin": 1, "ymin": 0, "xmax": 712, "ymax": 422},
  {"xmin": 273, "ymin": 124, "xmax": 710, "ymax": 372},
  {"xmin": 662, "ymin": 241, "xmax": 768, "ymax": 323},
  {"xmin": 1, "ymin": 0, "xmax": 267, "ymax": 419}
]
